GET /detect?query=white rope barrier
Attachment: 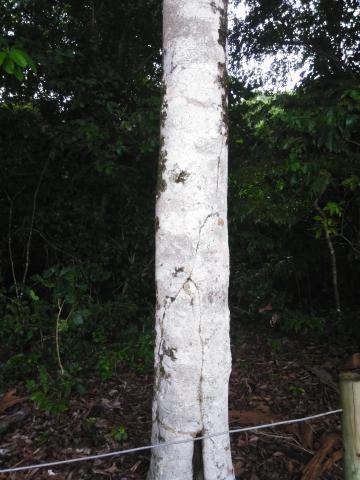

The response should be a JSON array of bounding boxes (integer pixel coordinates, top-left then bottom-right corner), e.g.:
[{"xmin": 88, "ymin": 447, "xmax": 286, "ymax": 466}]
[{"xmin": 0, "ymin": 409, "xmax": 342, "ymax": 474}]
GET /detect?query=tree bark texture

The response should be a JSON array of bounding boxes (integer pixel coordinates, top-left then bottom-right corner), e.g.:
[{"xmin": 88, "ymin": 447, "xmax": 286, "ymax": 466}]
[
  {"xmin": 148, "ymin": 1, "xmax": 234, "ymax": 479},
  {"xmin": 340, "ymin": 372, "xmax": 360, "ymax": 479}
]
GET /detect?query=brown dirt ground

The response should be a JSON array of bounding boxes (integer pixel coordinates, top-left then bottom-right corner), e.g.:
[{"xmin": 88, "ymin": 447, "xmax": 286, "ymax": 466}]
[{"xmin": 1, "ymin": 324, "xmax": 357, "ymax": 479}]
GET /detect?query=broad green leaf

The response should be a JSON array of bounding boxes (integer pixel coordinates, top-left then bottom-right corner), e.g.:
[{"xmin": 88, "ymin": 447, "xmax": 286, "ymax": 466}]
[
  {"xmin": 9, "ymin": 48, "xmax": 27, "ymax": 67},
  {"xmin": 14, "ymin": 68, "xmax": 24, "ymax": 81},
  {"xmin": 324, "ymin": 201, "xmax": 342, "ymax": 216},
  {"xmin": 3, "ymin": 58, "xmax": 15, "ymax": 74},
  {"xmin": 22, "ymin": 51, "xmax": 37, "ymax": 72},
  {"xmin": 0, "ymin": 51, "xmax": 7, "ymax": 66}
]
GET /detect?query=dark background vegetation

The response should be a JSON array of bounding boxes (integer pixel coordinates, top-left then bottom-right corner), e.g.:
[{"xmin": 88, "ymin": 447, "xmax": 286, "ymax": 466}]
[{"xmin": 0, "ymin": 0, "xmax": 359, "ymax": 412}]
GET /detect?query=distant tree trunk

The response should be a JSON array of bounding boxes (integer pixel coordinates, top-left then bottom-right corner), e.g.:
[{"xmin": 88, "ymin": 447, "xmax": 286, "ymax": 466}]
[{"xmin": 148, "ymin": 1, "xmax": 234, "ymax": 479}]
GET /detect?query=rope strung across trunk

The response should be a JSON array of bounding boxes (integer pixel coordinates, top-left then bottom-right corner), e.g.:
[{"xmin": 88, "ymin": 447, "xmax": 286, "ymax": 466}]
[{"xmin": 0, "ymin": 409, "xmax": 342, "ymax": 474}]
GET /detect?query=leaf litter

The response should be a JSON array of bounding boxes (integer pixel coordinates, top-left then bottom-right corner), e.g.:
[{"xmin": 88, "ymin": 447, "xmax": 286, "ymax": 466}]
[{"xmin": 0, "ymin": 325, "xmax": 357, "ymax": 479}]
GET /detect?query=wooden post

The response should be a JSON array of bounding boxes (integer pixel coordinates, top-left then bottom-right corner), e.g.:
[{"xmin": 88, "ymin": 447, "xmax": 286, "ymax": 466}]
[{"xmin": 340, "ymin": 371, "xmax": 360, "ymax": 479}]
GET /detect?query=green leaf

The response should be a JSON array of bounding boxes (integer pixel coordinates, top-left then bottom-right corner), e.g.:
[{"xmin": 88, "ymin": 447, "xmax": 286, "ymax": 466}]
[
  {"xmin": 3, "ymin": 58, "xmax": 15, "ymax": 74},
  {"xmin": 324, "ymin": 201, "xmax": 342, "ymax": 216},
  {"xmin": 342, "ymin": 175, "xmax": 360, "ymax": 191},
  {"xmin": 111, "ymin": 426, "xmax": 128, "ymax": 442},
  {"xmin": 22, "ymin": 52, "xmax": 37, "ymax": 72},
  {"xmin": 14, "ymin": 68, "xmax": 24, "ymax": 81},
  {"xmin": 0, "ymin": 51, "xmax": 7, "ymax": 66},
  {"xmin": 58, "ymin": 319, "xmax": 69, "ymax": 333},
  {"xmin": 288, "ymin": 385, "xmax": 305, "ymax": 395},
  {"xmin": 29, "ymin": 289, "xmax": 39, "ymax": 301},
  {"xmin": 9, "ymin": 48, "xmax": 27, "ymax": 67},
  {"xmin": 349, "ymin": 89, "xmax": 360, "ymax": 102}
]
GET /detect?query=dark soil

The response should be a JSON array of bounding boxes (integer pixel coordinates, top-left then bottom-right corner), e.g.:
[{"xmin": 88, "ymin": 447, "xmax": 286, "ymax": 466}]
[{"xmin": 1, "ymin": 325, "xmax": 357, "ymax": 479}]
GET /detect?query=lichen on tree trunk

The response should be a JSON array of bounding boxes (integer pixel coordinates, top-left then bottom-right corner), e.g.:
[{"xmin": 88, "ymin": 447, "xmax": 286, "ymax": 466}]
[{"xmin": 148, "ymin": 1, "xmax": 234, "ymax": 479}]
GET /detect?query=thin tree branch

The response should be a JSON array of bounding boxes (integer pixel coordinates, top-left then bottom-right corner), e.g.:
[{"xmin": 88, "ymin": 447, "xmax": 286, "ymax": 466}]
[
  {"xmin": 55, "ymin": 299, "xmax": 66, "ymax": 376},
  {"xmin": 7, "ymin": 197, "xmax": 20, "ymax": 300},
  {"xmin": 314, "ymin": 199, "xmax": 342, "ymax": 319},
  {"xmin": 338, "ymin": 233, "xmax": 360, "ymax": 256},
  {"xmin": 14, "ymin": 226, "xmax": 83, "ymax": 263},
  {"xmin": 22, "ymin": 155, "xmax": 51, "ymax": 287},
  {"xmin": 346, "ymin": 139, "xmax": 360, "ymax": 148}
]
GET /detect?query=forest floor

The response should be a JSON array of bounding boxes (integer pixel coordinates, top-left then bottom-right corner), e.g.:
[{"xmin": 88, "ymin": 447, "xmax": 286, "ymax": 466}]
[{"xmin": 0, "ymin": 323, "xmax": 358, "ymax": 480}]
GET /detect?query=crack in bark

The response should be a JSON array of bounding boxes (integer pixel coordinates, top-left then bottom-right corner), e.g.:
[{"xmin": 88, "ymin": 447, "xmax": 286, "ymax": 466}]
[
  {"xmin": 170, "ymin": 47, "xmax": 177, "ymax": 73},
  {"xmin": 216, "ymin": 146, "xmax": 223, "ymax": 191},
  {"xmin": 156, "ymin": 416, "xmax": 196, "ymax": 437},
  {"xmin": 159, "ymin": 212, "xmax": 219, "ymax": 316},
  {"xmin": 189, "ymin": 278, "xmax": 205, "ymax": 431},
  {"xmin": 184, "ymin": 96, "xmax": 207, "ymax": 108},
  {"xmin": 154, "ymin": 213, "xmax": 219, "ymax": 468},
  {"xmin": 156, "ymin": 211, "xmax": 218, "ymax": 366},
  {"xmin": 194, "ymin": 212, "xmax": 219, "ymax": 256},
  {"xmin": 154, "ymin": 296, "xmax": 175, "ymax": 393}
]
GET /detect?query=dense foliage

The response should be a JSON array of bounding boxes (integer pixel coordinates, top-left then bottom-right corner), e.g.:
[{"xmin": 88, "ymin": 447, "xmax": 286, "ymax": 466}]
[
  {"xmin": 0, "ymin": 0, "xmax": 161, "ymax": 408},
  {"xmin": 229, "ymin": 81, "xmax": 360, "ymax": 334},
  {"xmin": 0, "ymin": 0, "xmax": 359, "ymax": 410}
]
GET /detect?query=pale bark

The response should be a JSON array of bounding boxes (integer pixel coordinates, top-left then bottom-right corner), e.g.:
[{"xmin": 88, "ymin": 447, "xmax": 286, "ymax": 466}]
[
  {"xmin": 148, "ymin": 1, "xmax": 234, "ymax": 479},
  {"xmin": 340, "ymin": 372, "xmax": 360, "ymax": 479}
]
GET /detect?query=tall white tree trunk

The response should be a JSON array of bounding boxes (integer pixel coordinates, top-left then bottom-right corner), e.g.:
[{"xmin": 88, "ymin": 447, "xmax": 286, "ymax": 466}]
[{"xmin": 148, "ymin": 1, "xmax": 234, "ymax": 479}]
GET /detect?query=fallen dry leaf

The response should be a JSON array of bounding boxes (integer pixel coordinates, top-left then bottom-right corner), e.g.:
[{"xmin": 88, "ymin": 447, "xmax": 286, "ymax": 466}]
[
  {"xmin": 342, "ymin": 353, "xmax": 360, "ymax": 371},
  {"xmin": 308, "ymin": 367, "xmax": 339, "ymax": 392},
  {"xmin": 322, "ymin": 449, "xmax": 343, "ymax": 470},
  {"xmin": 236, "ymin": 437, "xmax": 248, "ymax": 448},
  {"xmin": 301, "ymin": 433, "xmax": 340, "ymax": 480},
  {"xmin": 229, "ymin": 408, "xmax": 279, "ymax": 425},
  {"xmin": 0, "ymin": 390, "xmax": 27, "ymax": 413},
  {"xmin": 287, "ymin": 422, "xmax": 313, "ymax": 450},
  {"xmin": 130, "ymin": 460, "xmax": 142, "ymax": 472},
  {"xmin": 104, "ymin": 463, "xmax": 119, "ymax": 474},
  {"xmin": 287, "ymin": 459, "xmax": 295, "ymax": 474},
  {"xmin": 233, "ymin": 459, "xmax": 245, "ymax": 476}
]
